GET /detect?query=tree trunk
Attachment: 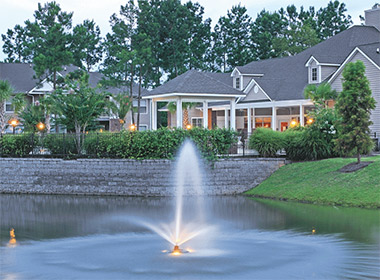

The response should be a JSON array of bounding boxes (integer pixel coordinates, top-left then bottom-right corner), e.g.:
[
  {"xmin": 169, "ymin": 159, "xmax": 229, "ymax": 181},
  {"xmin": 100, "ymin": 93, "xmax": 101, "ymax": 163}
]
[
  {"xmin": 129, "ymin": 64, "xmax": 135, "ymax": 125},
  {"xmin": 357, "ymin": 152, "xmax": 361, "ymax": 164},
  {"xmin": 183, "ymin": 108, "xmax": 189, "ymax": 127},
  {"xmin": 45, "ymin": 113, "xmax": 51, "ymax": 134},
  {"xmin": 0, "ymin": 101, "xmax": 6, "ymax": 134},
  {"xmin": 136, "ymin": 70, "xmax": 142, "ymax": 131}
]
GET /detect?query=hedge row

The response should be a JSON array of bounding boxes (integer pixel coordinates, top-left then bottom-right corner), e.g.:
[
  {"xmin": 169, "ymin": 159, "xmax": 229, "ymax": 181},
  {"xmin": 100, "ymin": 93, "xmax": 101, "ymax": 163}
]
[
  {"xmin": 0, "ymin": 128, "xmax": 237, "ymax": 160},
  {"xmin": 248, "ymin": 127, "xmax": 338, "ymax": 160}
]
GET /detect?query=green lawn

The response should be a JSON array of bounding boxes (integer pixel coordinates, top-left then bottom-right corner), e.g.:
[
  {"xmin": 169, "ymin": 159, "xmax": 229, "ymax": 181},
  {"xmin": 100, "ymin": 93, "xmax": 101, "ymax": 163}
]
[{"xmin": 245, "ymin": 156, "xmax": 380, "ymax": 208}]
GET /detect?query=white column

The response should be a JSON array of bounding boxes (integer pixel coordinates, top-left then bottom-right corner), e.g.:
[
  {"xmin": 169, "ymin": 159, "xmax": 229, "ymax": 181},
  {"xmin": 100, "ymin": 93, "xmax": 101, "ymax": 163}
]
[
  {"xmin": 272, "ymin": 106, "xmax": 277, "ymax": 131},
  {"xmin": 247, "ymin": 108, "xmax": 252, "ymax": 135},
  {"xmin": 252, "ymin": 108, "xmax": 255, "ymax": 130},
  {"xmin": 151, "ymin": 100, "xmax": 157, "ymax": 130},
  {"xmin": 224, "ymin": 108, "xmax": 229, "ymax": 129},
  {"xmin": 300, "ymin": 104, "xmax": 304, "ymax": 126},
  {"xmin": 176, "ymin": 97, "xmax": 182, "ymax": 128},
  {"xmin": 203, "ymin": 101, "xmax": 208, "ymax": 129},
  {"xmin": 230, "ymin": 99, "xmax": 236, "ymax": 130}
]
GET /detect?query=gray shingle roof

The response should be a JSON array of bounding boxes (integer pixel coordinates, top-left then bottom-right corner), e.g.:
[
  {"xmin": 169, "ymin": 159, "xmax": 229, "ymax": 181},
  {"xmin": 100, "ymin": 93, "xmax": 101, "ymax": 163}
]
[
  {"xmin": 0, "ymin": 63, "xmax": 148, "ymax": 96},
  {"xmin": 237, "ymin": 25, "xmax": 380, "ymax": 101},
  {"xmin": 147, "ymin": 69, "xmax": 243, "ymax": 96}
]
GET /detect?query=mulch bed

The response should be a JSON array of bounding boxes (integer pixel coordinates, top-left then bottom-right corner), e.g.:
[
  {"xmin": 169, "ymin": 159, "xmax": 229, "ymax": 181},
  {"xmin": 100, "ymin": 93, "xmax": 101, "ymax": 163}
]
[{"xmin": 338, "ymin": 161, "xmax": 373, "ymax": 173}]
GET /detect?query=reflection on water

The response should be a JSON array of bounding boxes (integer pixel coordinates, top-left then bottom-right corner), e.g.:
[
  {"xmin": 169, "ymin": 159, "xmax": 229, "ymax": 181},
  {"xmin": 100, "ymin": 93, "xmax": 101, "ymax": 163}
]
[{"xmin": 0, "ymin": 194, "xmax": 379, "ymax": 279}]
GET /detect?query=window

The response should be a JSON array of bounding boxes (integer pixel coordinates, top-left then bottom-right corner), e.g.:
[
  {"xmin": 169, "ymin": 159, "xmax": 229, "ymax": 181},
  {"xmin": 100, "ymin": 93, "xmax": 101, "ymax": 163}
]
[
  {"xmin": 133, "ymin": 100, "xmax": 147, "ymax": 114},
  {"xmin": 5, "ymin": 101, "xmax": 13, "ymax": 112},
  {"xmin": 311, "ymin": 68, "xmax": 317, "ymax": 81},
  {"xmin": 192, "ymin": 117, "xmax": 203, "ymax": 128},
  {"xmin": 255, "ymin": 117, "xmax": 271, "ymax": 128},
  {"xmin": 235, "ymin": 77, "xmax": 240, "ymax": 89},
  {"xmin": 139, "ymin": 125, "xmax": 148, "ymax": 131}
]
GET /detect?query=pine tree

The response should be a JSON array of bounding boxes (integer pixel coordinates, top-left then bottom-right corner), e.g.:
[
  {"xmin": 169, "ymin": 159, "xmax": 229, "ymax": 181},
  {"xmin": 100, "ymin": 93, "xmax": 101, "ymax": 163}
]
[
  {"xmin": 1, "ymin": 24, "xmax": 32, "ymax": 63},
  {"xmin": 71, "ymin": 20, "xmax": 103, "ymax": 72},
  {"xmin": 25, "ymin": 1, "xmax": 73, "ymax": 89},
  {"xmin": 335, "ymin": 60, "xmax": 376, "ymax": 163}
]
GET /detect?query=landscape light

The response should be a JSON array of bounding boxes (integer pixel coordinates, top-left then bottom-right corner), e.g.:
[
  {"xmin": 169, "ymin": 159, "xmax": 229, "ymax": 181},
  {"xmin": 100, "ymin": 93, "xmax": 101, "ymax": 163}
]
[
  {"xmin": 36, "ymin": 122, "xmax": 45, "ymax": 131},
  {"xmin": 307, "ymin": 118, "xmax": 314, "ymax": 124},
  {"xmin": 290, "ymin": 120, "xmax": 297, "ymax": 127},
  {"xmin": 186, "ymin": 124, "xmax": 192, "ymax": 130},
  {"xmin": 129, "ymin": 124, "xmax": 136, "ymax": 131}
]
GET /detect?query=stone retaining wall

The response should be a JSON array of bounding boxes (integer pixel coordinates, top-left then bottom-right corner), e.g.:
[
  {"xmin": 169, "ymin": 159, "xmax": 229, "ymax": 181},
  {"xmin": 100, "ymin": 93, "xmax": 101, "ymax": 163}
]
[{"xmin": 0, "ymin": 157, "xmax": 286, "ymax": 196}]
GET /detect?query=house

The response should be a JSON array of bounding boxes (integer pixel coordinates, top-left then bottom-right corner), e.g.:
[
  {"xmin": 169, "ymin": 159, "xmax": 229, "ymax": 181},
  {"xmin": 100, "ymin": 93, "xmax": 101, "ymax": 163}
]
[
  {"xmin": 0, "ymin": 63, "xmax": 151, "ymax": 132},
  {"xmin": 143, "ymin": 5, "xmax": 380, "ymax": 142}
]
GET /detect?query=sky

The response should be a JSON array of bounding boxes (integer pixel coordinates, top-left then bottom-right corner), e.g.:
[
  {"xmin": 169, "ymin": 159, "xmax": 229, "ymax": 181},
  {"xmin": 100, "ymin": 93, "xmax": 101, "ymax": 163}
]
[{"xmin": 0, "ymin": 0, "xmax": 376, "ymax": 61}]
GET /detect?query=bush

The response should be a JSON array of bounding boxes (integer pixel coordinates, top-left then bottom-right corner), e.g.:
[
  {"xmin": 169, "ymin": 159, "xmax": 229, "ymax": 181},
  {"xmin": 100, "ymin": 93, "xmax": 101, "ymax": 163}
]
[
  {"xmin": 284, "ymin": 125, "xmax": 338, "ymax": 161},
  {"xmin": 82, "ymin": 128, "xmax": 237, "ymax": 160},
  {"xmin": 0, "ymin": 133, "xmax": 36, "ymax": 156},
  {"xmin": 248, "ymin": 128, "xmax": 284, "ymax": 157},
  {"xmin": 43, "ymin": 133, "xmax": 77, "ymax": 155}
]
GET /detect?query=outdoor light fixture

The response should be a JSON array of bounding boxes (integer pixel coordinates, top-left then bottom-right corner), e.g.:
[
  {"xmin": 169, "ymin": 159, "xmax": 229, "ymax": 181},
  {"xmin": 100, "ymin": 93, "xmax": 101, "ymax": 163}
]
[
  {"xmin": 129, "ymin": 124, "xmax": 136, "ymax": 131},
  {"xmin": 8, "ymin": 119, "xmax": 19, "ymax": 134},
  {"xmin": 290, "ymin": 120, "xmax": 297, "ymax": 127},
  {"xmin": 307, "ymin": 118, "xmax": 314, "ymax": 124},
  {"xmin": 186, "ymin": 124, "xmax": 192, "ymax": 130},
  {"xmin": 36, "ymin": 122, "xmax": 45, "ymax": 131}
]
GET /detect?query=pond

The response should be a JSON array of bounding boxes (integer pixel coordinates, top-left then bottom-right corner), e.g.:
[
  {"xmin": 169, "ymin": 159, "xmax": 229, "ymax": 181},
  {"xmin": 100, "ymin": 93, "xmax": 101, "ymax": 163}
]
[{"xmin": 1, "ymin": 194, "xmax": 379, "ymax": 279}]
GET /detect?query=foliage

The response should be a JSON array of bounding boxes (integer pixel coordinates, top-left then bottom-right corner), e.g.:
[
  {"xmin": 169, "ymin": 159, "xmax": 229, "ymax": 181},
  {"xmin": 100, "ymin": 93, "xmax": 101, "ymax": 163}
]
[
  {"xmin": 42, "ymin": 133, "xmax": 77, "ymax": 155},
  {"xmin": 50, "ymin": 73, "xmax": 109, "ymax": 153},
  {"xmin": 18, "ymin": 103, "xmax": 45, "ymax": 132},
  {"xmin": 71, "ymin": 19, "xmax": 103, "ymax": 72},
  {"xmin": 245, "ymin": 156, "xmax": 380, "ymax": 208},
  {"xmin": 304, "ymin": 82, "xmax": 337, "ymax": 107},
  {"xmin": 1, "ymin": 24, "xmax": 32, "ymax": 63},
  {"xmin": 24, "ymin": 1, "xmax": 73, "ymax": 89},
  {"xmin": 0, "ymin": 80, "xmax": 14, "ymax": 134},
  {"xmin": 334, "ymin": 61, "xmax": 376, "ymax": 163},
  {"xmin": 0, "ymin": 133, "xmax": 36, "ymax": 156},
  {"xmin": 210, "ymin": 4, "xmax": 252, "ymax": 72},
  {"xmin": 109, "ymin": 94, "xmax": 133, "ymax": 129},
  {"xmin": 248, "ymin": 128, "xmax": 284, "ymax": 157}
]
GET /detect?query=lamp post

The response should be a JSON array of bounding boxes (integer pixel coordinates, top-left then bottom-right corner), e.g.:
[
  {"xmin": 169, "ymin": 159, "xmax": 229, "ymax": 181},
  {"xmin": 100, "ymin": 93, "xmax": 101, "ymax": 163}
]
[{"xmin": 9, "ymin": 119, "xmax": 19, "ymax": 135}]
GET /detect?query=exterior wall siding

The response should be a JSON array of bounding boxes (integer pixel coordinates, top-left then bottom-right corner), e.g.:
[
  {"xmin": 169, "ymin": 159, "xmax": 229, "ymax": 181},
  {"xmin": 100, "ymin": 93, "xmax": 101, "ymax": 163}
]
[
  {"xmin": 330, "ymin": 53, "xmax": 380, "ymax": 136},
  {"xmin": 321, "ymin": 65, "xmax": 339, "ymax": 81}
]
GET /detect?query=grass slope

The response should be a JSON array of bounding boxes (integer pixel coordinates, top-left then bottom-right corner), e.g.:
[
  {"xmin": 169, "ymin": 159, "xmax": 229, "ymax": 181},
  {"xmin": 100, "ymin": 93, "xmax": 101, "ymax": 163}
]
[{"xmin": 245, "ymin": 156, "xmax": 380, "ymax": 208}]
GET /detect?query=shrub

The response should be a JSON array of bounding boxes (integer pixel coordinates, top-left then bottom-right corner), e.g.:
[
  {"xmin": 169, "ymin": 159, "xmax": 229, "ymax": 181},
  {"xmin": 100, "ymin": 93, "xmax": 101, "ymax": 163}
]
[
  {"xmin": 43, "ymin": 133, "xmax": 77, "ymax": 155},
  {"xmin": 284, "ymin": 125, "xmax": 338, "ymax": 161},
  {"xmin": 248, "ymin": 128, "xmax": 284, "ymax": 157},
  {"xmin": 0, "ymin": 133, "xmax": 36, "ymax": 156}
]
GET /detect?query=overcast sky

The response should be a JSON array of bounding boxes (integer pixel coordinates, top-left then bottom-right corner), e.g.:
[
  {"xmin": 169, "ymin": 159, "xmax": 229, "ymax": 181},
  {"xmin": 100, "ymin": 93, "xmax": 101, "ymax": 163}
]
[{"xmin": 0, "ymin": 0, "xmax": 375, "ymax": 61}]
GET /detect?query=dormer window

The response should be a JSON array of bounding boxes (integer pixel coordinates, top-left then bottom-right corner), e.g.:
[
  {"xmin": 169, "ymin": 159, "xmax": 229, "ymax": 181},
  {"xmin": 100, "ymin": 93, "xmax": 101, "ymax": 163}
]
[
  {"xmin": 311, "ymin": 68, "xmax": 317, "ymax": 81},
  {"xmin": 235, "ymin": 78, "xmax": 240, "ymax": 89}
]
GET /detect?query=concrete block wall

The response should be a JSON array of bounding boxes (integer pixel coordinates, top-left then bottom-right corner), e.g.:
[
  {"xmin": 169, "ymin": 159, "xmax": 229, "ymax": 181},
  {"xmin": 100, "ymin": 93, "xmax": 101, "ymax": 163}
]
[{"xmin": 0, "ymin": 157, "xmax": 286, "ymax": 196}]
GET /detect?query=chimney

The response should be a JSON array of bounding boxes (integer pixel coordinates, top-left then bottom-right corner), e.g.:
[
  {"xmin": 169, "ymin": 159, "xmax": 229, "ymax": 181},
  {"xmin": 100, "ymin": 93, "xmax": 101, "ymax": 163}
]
[{"xmin": 365, "ymin": 4, "xmax": 380, "ymax": 31}]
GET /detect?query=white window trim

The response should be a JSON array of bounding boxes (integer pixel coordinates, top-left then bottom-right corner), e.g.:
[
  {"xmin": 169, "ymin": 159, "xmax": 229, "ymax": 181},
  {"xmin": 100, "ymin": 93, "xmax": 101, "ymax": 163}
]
[
  {"xmin": 133, "ymin": 99, "xmax": 148, "ymax": 115},
  {"xmin": 191, "ymin": 117, "xmax": 203, "ymax": 127},
  {"xmin": 5, "ymin": 101, "xmax": 14, "ymax": 113}
]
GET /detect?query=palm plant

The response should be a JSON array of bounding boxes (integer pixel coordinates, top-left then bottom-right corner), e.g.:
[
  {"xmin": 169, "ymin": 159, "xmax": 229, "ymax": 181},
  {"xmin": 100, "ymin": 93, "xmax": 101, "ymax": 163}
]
[
  {"xmin": 167, "ymin": 101, "xmax": 198, "ymax": 128},
  {"xmin": 0, "ymin": 80, "xmax": 14, "ymax": 134},
  {"xmin": 108, "ymin": 93, "xmax": 133, "ymax": 130}
]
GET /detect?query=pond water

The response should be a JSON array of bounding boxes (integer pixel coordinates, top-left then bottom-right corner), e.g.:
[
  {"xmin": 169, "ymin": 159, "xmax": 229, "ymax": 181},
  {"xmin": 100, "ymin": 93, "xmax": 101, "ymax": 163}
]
[{"xmin": 0, "ymin": 194, "xmax": 379, "ymax": 279}]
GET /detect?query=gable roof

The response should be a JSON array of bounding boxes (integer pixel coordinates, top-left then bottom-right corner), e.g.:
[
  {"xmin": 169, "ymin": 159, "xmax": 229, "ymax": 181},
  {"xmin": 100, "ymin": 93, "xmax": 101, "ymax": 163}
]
[
  {"xmin": 234, "ymin": 25, "xmax": 380, "ymax": 101},
  {"xmin": 0, "ymin": 63, "xmax": 149, "ymax": 96},
  {"xmin": 146, "ymin": 69, "xmax": 243, "ymax": 96}
]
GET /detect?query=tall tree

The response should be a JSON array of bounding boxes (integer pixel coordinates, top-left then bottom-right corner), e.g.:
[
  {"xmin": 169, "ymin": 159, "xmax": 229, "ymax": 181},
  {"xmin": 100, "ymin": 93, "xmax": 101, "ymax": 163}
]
[
  {"xmin": 0, "ymin": 80, "xmax": 14, "ymax": 134},
  {"xmin": 335, "ymin": 61, "xmax": 376, "ymax": 164},
  {"xmin": 102, "ymin": 0, "xmax": 138, "ymax": 123},
  {"xmin": 25, "ymin": 1, "xmax": 73, "ymax": 89},
  {"xmin": 316, "ymin": 1, "xmax": 352, "ymax": 40},
  {"xmin": 1, "ymin": 24, "xmax": 32, "ymax": 63},
  {"xmin": 273, "ymin": 22, "xmax": 320, "ymax": 56},
  {"xmin": 251, "ymin": 10, "xmax": 286, "ymax": 60},
  {"xmin": 132, "ymin": 32, "xmax": 152, "ymax": 130},
  {"xmin": 211, "ymin": 4, "xmax": 252, "ymax": 71},
  {"xmin": 71, "ymin": 20, "xmax": 103, "ymax": 72}
]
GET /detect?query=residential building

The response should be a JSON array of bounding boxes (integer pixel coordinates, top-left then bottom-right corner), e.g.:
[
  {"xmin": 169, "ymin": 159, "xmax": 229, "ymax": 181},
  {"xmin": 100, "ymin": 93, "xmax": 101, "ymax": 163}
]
[
  {"xmin": 144, "ymin": 6, "xmax": 380, "ymax": 142},
  {"xmin": 0, "ymin": 63, "xmax": 151, "ymax": 133}
]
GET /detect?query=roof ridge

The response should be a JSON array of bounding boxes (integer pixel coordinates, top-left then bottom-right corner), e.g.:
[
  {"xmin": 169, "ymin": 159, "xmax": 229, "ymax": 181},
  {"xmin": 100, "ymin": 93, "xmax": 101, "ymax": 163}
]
[{"xmin": 202, "ymin": 71, "xmax": 242, "ymax": 93}]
